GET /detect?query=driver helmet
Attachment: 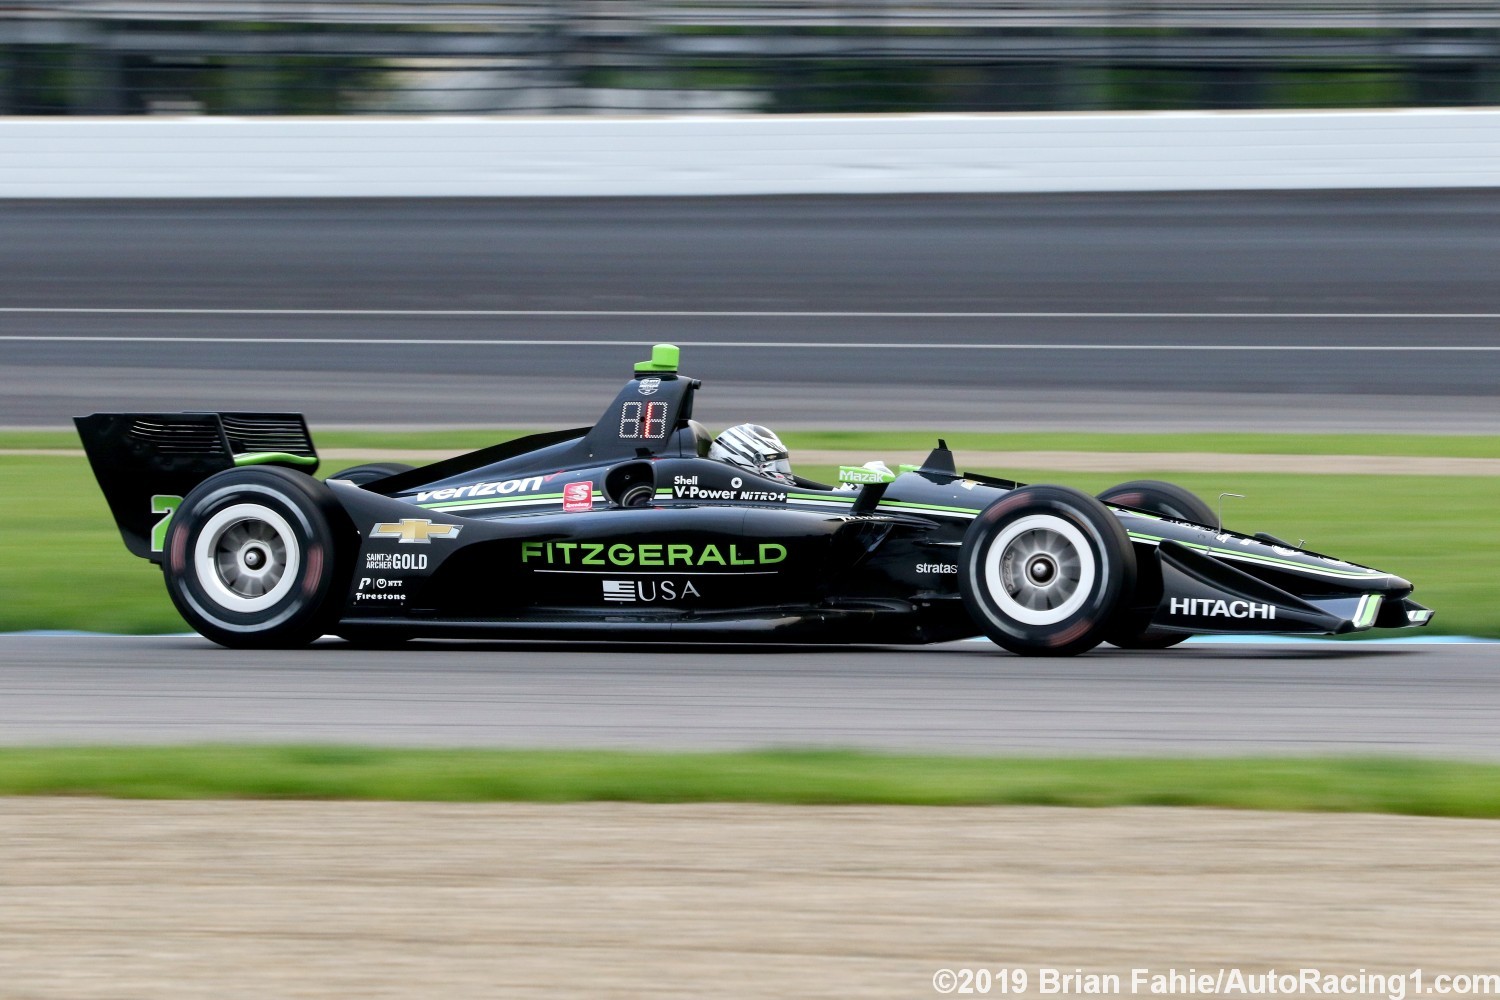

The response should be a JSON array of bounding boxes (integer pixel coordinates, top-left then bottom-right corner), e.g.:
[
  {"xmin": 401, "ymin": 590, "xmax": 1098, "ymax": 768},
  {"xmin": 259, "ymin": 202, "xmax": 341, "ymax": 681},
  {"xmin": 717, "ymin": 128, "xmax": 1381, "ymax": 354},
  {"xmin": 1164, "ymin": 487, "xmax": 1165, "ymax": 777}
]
[{"xmin": 710, "ymin": 423, "xmax": 794, "ymax": 483}]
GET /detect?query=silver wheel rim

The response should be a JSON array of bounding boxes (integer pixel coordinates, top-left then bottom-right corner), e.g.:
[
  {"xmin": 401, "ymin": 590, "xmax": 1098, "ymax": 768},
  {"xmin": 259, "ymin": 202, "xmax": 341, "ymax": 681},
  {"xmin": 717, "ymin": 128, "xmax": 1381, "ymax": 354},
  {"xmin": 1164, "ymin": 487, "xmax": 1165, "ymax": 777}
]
[
  {"xmin": 983, "ymin": 513, "xmax": 1096, "ymax": 626},
  {"xmin": 193, "ymin": 503, "xmax": 301, "ymax": 613}
]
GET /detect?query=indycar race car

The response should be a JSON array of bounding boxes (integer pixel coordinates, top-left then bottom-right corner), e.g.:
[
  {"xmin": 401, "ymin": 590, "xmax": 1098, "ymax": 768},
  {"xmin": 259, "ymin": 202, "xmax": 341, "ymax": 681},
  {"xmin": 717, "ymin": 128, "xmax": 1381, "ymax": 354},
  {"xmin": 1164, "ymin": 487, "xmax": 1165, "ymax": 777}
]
[{"xmin": 76, "ymin": 344, "xmax": 1432, "ymax": 655}]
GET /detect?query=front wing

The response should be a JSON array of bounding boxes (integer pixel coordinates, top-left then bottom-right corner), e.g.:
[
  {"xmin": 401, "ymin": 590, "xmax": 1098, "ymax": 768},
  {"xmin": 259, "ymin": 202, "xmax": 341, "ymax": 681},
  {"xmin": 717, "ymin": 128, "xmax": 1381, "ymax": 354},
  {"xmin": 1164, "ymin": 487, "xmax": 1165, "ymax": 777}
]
[{"xmin": 1145, "ymin": 540, "xmax": 1431, "ymax": 636}]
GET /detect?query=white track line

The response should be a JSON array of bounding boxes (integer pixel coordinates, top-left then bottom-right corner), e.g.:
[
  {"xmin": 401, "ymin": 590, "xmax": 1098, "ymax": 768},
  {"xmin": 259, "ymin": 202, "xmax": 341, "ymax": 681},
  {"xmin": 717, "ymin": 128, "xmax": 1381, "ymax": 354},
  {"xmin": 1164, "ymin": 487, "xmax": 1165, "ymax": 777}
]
[
  {"xmin": 2, "ymin": 335, "xmax": 1496, "ymax": 351},
  {"xmin": 4, "ymin": 307, "xmax": 1500, "ymax": 319}
]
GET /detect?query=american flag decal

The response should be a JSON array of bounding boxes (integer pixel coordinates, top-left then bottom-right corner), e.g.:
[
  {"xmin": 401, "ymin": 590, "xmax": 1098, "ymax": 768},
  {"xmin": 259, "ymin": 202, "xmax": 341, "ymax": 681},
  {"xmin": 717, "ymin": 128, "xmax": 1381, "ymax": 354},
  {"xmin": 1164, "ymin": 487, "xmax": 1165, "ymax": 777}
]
[{"xmin": 602, "ymin": 580, "xmax": 637, "ymax": 603}]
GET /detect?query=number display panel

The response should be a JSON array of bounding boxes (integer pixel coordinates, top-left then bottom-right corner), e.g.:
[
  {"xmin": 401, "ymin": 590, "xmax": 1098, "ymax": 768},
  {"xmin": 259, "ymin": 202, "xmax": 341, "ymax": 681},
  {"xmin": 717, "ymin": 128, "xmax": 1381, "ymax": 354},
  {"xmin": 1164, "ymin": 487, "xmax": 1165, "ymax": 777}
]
[{"xmin": 619, "ymin": 400, "xmax": 670, "ymax": 440}]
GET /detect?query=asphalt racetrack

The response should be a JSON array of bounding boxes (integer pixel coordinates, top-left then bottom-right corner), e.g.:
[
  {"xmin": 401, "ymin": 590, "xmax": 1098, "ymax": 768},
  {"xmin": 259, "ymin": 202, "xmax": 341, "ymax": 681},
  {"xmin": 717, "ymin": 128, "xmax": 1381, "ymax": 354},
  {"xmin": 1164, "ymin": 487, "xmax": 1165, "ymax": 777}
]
[
  {"xmin": 4, "ymin": 191, "xmax": 1500, "ymax": 431},
  {"xmin": 4, "ymin": 192, "xmax": 1496, "ymax": 759},
  {"xmin": 3, "ymin": 635, "xmax": 1496, "ymax": 758}
]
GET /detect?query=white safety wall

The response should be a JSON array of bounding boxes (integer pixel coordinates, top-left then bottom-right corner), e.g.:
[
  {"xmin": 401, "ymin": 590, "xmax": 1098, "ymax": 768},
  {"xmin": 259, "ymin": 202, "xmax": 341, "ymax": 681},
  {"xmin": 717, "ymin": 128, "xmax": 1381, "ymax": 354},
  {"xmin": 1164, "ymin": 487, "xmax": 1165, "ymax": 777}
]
[{"xmin": 2, "ymin": 109, "xmax": 1499, "ymax": 197}]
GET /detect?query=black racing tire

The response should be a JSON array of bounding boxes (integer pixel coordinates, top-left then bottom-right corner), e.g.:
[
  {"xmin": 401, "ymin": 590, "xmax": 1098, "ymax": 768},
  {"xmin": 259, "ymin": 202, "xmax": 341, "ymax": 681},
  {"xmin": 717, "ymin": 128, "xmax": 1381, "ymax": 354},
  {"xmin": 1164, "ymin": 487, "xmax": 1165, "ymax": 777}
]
[
  {"xmin": 162, "ymin": 466, "xmax": 353, "ymax": 649},
  {"xmin": 326, "ymin": 462, "xmax": 415, "ymax": 487},
  {"xmin": 1096, "ymin": 480, "xmax": 1213, "ymax": 650},
  {"xmin": 1106, "ymin": 627, "xmax": 1191, "ymax": 650},
  {"xmin": 1097, "ymin": 479, "xmax": 1216, "ymax": 526},
  {"xmin": 959, "ymin": 485, "xmax": 1136, "ymax": 657}
]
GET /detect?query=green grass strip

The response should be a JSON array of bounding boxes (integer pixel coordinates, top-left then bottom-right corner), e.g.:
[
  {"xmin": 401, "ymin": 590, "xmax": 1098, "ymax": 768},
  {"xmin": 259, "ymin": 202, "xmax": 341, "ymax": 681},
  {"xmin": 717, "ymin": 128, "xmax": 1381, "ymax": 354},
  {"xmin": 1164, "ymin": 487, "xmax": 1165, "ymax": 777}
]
[{"xmin": 4, "ymin": 748, "xmax": 1500, "ymax": 818}]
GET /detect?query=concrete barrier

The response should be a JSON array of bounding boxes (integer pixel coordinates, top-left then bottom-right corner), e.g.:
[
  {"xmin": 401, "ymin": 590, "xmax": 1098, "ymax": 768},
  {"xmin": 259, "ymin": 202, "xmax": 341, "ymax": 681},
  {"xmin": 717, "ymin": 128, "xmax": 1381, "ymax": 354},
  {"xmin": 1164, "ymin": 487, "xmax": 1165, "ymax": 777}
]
[{"xmin": 3, "ymin": 110, "xmax": 1499, "ymax": 197}]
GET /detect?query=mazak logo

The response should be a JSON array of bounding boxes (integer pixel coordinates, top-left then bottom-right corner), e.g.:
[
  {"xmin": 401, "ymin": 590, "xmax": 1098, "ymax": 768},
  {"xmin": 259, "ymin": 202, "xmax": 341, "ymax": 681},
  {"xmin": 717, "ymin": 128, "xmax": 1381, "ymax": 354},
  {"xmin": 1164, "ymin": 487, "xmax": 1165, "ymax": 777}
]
[
  {"xmin": 603, "ymin": 579, "xmax": 701, "ymax": 603},
  {"xmin": 638, "ymin": 377, "xmax": 662, "ymax": 396},
  {"xmin": 1169, "ymin": 598, "xmax": 1277, "ymax": 620},
  {"xmin": 370, "ymin": 519, "xmax": 462, "ymax": 544},
  {"xmin": 562, "ymin": 481, "xmax": 593, "ymax": 513}
]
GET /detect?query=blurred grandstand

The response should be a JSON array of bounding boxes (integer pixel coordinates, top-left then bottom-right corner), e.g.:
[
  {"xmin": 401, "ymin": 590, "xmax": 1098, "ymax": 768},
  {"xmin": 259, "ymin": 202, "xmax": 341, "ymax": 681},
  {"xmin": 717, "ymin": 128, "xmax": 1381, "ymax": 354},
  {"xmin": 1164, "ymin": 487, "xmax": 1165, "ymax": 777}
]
[{"xmin": 4, "ymin": 1, "xmax": 1500, "ymax": 114}]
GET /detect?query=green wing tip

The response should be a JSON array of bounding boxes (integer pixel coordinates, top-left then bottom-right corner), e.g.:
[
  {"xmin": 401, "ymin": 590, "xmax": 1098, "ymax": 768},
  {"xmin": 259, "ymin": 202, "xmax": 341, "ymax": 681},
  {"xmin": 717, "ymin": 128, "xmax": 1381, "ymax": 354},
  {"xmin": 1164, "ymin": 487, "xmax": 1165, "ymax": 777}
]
[
  {"xmin": 233, "ymin": 452, "xmax": 319, "ymax": 468},
  {"xmin": 634, "ymin": 343, "xmax": 680, "ymax": 373}
]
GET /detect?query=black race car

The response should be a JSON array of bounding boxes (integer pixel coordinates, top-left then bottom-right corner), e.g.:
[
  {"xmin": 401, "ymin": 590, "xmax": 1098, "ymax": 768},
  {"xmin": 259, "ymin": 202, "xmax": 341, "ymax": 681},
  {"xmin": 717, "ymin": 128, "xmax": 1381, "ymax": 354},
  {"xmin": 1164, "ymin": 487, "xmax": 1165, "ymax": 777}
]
[{"xmin": 76, "ymin": 344, "xmax": 1432, "ymax": 655}]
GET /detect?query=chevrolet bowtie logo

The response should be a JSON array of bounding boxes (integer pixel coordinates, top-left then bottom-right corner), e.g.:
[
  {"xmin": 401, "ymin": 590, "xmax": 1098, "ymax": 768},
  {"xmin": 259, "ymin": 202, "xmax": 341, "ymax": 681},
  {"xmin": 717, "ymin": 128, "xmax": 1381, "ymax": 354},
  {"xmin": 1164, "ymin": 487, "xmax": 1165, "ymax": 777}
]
[{"xmin": 369, "ymin": 519, "xmax": 463, "ymax": 544}]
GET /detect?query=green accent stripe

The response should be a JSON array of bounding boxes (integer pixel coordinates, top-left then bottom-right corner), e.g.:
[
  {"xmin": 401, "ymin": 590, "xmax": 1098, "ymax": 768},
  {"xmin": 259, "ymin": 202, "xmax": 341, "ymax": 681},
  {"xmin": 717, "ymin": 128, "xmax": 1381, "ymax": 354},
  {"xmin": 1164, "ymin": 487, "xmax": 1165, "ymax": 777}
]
[
  {"xmin": 233, "ymin": 451, "xmax": 318, "ymax": 468},
  {"xmin": 791, "ymin": 492, "xmax": 982, "ymax": 515},
  {"xmin": 672, "ymin": 490, "xmax": 981, "ymax": 518},
  {"xmin": 1355, "ymin": 595, "xmax": 1383, "ymax": 628},
  {"xmin": 420, "ymin": 489, "xmax": 604, "ymax": 512},
  {"xmin": 1127, "ymin": 530, "xmax": 1383, "ymax": 580},
  {"xmin": 420, "ymin": 491, "xmax": 568, "ymax": 510},
  {"xmin": 1117, "ymin": 509, "xmax": 1166, "ymax": 520},
  {"xmin": 878, "ymin": 499, "xmax": 981, "ymax": 516},
  {"xmin": 420, "ymin": 491, "xmax": 600, "ymax": 512}
]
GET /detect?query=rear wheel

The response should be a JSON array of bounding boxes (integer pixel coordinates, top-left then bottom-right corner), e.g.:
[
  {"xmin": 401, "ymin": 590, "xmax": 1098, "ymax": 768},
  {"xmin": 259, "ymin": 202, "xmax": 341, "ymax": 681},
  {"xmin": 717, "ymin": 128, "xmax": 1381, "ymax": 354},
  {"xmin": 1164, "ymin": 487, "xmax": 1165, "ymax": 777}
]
[
  {"xmin": 1096, "ymin": 480, "xmax": 1214, "ymax": 650},
  {"xmin": 163, "ymin": 467, "xmax": 352, "ymax": 649},
  {"xmin": 959, "ymin": 485, "xmax": 1135, "ymax": 657},
  {"xmin": 327, "ymin": 462, "xmax": 415, "ymax": 487}
]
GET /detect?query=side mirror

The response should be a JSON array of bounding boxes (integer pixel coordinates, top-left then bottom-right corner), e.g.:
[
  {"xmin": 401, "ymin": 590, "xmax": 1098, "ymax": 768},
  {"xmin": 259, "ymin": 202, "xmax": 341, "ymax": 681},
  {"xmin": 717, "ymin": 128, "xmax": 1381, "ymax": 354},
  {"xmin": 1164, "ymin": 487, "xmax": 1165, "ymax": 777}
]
[{"xmin": 838, "ymin": 463, "xmax": 897, "ymax": 515}]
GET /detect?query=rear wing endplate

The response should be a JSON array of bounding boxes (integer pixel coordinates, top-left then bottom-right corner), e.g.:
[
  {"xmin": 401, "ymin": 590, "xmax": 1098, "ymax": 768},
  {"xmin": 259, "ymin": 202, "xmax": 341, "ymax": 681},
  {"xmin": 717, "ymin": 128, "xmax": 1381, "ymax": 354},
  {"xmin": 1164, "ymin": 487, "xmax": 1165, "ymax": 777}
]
[{"xmin": 74, "ymin": 412, "xmax": 319, "ymax": 562}]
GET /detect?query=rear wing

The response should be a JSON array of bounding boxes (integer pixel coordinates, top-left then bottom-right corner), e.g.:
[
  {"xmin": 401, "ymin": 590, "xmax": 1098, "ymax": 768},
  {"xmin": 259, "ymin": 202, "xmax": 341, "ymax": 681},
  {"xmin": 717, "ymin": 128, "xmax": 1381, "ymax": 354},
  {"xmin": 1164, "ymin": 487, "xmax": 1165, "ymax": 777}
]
[{"xmin": 74, "ymin": 412, "xmax": 319, "ymax": 562}]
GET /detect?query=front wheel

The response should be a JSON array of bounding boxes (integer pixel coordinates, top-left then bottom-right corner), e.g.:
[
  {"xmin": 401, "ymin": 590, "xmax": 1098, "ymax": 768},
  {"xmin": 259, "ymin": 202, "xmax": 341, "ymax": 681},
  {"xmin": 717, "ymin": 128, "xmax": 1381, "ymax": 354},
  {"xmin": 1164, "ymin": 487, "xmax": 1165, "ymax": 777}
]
[
  {"xmin": 1097, "ymin": 479, "xmax": 1216, "ymax": 525},
  {"xmin": 959, "ymin": 485, "xmax": 1136, "ymax": 657},
  {"xmin": 1096, "ymin": 480, "xmax": 1214, "ymax": 650},
  {"xmin": 162, "ymin": 467, "xmax": 352, "ymax": 649},
  {"xmin": 1105, "ymin": 626, "xmax": 1190, "ymax": 650}
]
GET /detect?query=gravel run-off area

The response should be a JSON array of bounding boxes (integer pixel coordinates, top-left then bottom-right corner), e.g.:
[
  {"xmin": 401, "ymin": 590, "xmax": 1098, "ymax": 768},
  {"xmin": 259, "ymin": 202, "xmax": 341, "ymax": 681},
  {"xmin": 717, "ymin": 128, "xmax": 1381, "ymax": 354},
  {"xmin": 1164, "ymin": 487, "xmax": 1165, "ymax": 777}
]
[{"xmin": 4, "ymin": 800, "xmax": 1499, "ymax": 999}]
